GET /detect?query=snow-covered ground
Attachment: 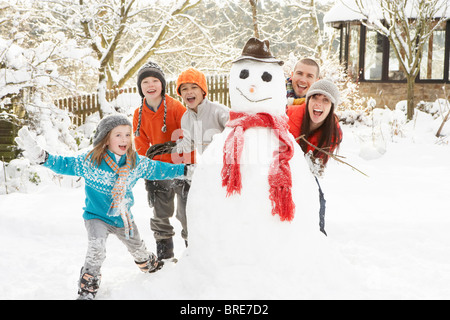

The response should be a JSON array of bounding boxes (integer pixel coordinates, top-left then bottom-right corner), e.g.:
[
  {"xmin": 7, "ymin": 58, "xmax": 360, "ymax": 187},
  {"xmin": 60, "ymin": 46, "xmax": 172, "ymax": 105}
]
[{"xmin": 1, "ymin": 106, "xmax": 449, "ymax": 300}]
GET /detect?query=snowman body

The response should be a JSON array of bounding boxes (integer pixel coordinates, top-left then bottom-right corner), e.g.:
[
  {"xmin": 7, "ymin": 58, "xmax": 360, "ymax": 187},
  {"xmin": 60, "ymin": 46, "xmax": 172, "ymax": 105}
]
[{"xmin": 186, "ymin": 59, "xmax": 322, "ymax": 267}]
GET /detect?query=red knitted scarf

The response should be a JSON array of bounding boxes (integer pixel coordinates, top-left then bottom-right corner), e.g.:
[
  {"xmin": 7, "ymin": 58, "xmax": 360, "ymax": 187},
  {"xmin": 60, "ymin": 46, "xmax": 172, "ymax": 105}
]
[{"xmin": 221, "ymin": 111, "xmax": 295, "ymax": 221}]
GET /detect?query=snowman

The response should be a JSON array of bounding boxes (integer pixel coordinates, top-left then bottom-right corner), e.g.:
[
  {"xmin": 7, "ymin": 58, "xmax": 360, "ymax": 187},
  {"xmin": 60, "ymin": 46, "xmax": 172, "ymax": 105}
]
[
  {"xmin": 172, "ymin": 38, "xmax": 360, "ymax": 298},
  {"xmin": 110, "ymin": 39, "xmax": 363, "ymax": 299},
  {"xmin": 186, "ymin": 39, "xmax": 318, "ymax": 260}
]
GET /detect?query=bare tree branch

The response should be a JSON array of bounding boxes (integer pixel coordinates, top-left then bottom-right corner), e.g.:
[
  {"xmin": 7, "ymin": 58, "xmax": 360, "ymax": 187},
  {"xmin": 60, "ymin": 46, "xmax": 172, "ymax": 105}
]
[{"xmin": 295, "ymin": 135, "xmax": 369, "ymax": 177}]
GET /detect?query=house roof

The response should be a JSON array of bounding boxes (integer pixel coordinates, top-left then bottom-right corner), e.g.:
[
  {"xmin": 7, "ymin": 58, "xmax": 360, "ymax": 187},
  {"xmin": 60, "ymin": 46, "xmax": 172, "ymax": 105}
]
[{"xmin": 324, "ymin": 0, "xmax": 450, "ymax": 24}]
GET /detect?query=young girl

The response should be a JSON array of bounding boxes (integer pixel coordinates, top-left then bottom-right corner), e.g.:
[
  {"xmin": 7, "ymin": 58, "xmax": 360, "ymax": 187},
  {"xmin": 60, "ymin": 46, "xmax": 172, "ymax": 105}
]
[
  {"xmin": 286, "ymin": 79, "xmax": 343, "ymax": 235},
  {"xmin": 16, "ymin": 114, "xmax": 191, "ymax": 300}
]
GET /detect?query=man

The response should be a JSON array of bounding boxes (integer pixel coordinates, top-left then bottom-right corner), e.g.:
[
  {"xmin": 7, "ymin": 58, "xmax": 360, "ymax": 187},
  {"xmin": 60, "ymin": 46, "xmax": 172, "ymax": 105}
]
[
  {"xmin": 286, "ymin": 58, "xmax": 320, "ymax": 106},
  {"xmin": 286, "ymin": 58, "xmax": 333, "ymax": 236}
]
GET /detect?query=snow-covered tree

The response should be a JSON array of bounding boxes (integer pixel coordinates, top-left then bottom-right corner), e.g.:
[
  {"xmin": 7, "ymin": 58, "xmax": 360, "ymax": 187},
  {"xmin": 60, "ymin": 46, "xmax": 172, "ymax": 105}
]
[
  {"xmin": 0, "ymin": 0, "xmax": 89, "ymax": 156},
  {"xmin": 249, "ymin": 0, "xmax": 260, "ymax": 38},
  {"xmin": 3, "ymin": 0, "xmax": 341, "ymax": 123},
  {"xmin": 0, "ymin": 33, "xmax": 80, "ymax": 149},
  {"xmin": 285, "ymin": 0, "xmax": 337, "ymax": 64},
  {"xmin": 27, "ymin": 0, "xmax": 205, "ymax": 117},
  {"xmin": 31, "ymin": 0, "xmax": 255, "ymax": 118}
]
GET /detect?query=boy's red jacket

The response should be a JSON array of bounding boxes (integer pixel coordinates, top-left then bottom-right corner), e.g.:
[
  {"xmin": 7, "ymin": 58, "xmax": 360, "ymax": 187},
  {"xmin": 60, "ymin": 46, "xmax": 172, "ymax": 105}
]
[{"xmin": 133, "ymin": 95, "xmax": 195, "ymax": 164}]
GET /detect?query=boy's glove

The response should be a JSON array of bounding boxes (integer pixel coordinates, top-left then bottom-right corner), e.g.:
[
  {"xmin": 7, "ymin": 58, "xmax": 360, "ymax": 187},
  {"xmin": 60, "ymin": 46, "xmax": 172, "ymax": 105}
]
[
  {"xmin": 184, "ymin": 164, "xmax": 196, "ymax": 181},
  {"xmin": 15, "ymin": 127, "xmax": 47, "ymax": 165},
  {"xmin": 145, "ymin": 141, "xmax": 176, "ymax": 159}
]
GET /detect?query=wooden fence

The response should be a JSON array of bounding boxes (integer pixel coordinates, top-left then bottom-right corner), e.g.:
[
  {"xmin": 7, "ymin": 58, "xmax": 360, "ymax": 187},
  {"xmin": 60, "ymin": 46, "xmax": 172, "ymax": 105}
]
[
  {"xmin": 1, "ymin": 75, "xmax": 229, "ymax": 162},
  {"xmin": 0, "ymin": 120, "xmax": 18, "ymax": 162},
  {"xmin": 55, "ymin": 75, "xmax": 230, "ymax": 126},
  {"xmin": 0, "ymin": 92, "xmax": 26, "ymax": 162}
]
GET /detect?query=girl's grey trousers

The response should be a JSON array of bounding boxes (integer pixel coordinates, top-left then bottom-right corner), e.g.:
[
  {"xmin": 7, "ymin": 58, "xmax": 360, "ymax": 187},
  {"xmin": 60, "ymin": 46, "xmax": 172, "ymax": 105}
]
[{"xmin": 82, "ymin": 218, "xmax": 151, "ymax": 276}]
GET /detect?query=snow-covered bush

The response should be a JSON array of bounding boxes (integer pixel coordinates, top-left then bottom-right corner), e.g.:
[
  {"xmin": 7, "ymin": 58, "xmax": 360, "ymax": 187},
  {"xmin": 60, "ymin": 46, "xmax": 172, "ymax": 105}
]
[
  {"xmin": 0, "ymin": 157, "xmax": 83, "ymax": 194},
  {"xmin": 0, "ymin": 31, "xmax": 93, "ymax": 194}
]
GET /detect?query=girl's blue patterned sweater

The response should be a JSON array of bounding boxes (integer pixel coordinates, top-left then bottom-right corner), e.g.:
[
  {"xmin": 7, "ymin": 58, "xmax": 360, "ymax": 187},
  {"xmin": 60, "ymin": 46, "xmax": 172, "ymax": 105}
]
[{"xmin": 42, "ymin": 150, "xmax": 185, "ymax": 228}]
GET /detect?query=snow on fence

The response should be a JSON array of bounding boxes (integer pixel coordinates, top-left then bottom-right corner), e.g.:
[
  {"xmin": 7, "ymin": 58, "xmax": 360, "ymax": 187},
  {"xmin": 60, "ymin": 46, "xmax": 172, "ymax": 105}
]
[{"xmin": 54, "ymin": 75, "xmax": 230, "ymax": 126}]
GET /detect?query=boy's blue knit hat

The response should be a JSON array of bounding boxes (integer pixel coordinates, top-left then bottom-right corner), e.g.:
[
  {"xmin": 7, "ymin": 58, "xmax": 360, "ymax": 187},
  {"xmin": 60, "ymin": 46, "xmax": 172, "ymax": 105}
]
[
  {"xmin": 135, "ymin": 61, "xmax": 168, "ymax": 136},
  {"xmin": 137, "ymin": 61, "xmax": 166, "ymax": 98},
  {"xmin": 93, "ymin": 114, "xmax": 132, "ymax": 146}
]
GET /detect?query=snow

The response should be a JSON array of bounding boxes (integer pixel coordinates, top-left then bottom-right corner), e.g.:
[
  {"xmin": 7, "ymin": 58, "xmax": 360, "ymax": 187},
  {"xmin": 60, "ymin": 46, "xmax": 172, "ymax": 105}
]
[
  {"xmin": 1, "ymin": 0, "xmax": 449, "ymax": 303},
  {"xmin": 2, "ymin": 113, "xmax": 449, "ymax": 300},
  {"xmin": 2, "ymin": 94, "xmax": 450, "ymax": 300}
]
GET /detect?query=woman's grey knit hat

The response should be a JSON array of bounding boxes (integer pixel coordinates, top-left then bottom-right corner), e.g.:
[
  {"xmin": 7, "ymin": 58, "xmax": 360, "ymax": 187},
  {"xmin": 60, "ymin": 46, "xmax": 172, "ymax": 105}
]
[
  {"xmin": 306, "ymin": 79, "xmax": 340, "ymax": 105},
  {"xmin": 93, "ymin": 114, "xmax": 132, "ymax": 146}
]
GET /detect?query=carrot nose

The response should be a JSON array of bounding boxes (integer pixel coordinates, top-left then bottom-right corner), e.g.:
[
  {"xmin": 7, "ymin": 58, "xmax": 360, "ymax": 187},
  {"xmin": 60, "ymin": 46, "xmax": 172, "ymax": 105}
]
[{"xmin": 249, "ymin": 86, "xmax": 256, "ymax": 93}]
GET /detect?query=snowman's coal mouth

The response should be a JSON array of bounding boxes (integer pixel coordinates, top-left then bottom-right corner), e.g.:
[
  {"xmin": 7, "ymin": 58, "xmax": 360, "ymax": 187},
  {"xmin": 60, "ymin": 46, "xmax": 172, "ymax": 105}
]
[{"xmin": 236, "ymin": 87, "xmax": 272, "ymax": 103}]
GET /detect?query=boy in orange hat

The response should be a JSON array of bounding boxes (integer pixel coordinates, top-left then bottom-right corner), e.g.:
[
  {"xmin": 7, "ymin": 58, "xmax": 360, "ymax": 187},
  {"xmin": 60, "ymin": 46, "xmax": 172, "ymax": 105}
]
[{"xmin": 175, "ymin": 67, "xmax": 229, "ymax": 155}]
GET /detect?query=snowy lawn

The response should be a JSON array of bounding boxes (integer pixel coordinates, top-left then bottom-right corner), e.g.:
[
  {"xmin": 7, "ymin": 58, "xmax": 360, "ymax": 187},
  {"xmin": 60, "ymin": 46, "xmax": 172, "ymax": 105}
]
[
  {"xmin": 324, "ymin": 125, "xmax": 450, "ymax": 299},
  {"xmin": 1, "ymin": 116, "xmax": 449, "ymax": 300}
]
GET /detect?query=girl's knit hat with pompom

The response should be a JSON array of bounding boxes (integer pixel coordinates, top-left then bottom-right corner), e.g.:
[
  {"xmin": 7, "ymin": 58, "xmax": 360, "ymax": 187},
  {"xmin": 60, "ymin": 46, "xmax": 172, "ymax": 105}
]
[
  {"xmin": 176, "ymin": 67, "xmax": 208, "ymax": 97},
  {"xmin": 93, "ymin": 114, "xmax": 132, "ymax": 146},
  {"xmin": 135, "ymin": 61, "xmax": 167, "ymax": 136}
]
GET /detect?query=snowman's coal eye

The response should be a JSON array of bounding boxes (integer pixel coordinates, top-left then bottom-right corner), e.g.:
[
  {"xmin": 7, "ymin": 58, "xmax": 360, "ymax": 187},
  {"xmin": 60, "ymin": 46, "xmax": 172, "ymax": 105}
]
[
  {"xmin": 239, "ymin": 69, "xmax": 249, "ymax": 79},
  {"xmin": 261, "ymin": 72, "xmax": 272, "ymax": 82}
]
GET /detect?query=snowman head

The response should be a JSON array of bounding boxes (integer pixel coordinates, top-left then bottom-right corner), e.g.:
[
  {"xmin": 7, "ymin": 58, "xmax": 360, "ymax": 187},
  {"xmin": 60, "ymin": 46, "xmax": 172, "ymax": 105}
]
[{"xmin": 230, "ymin": 38, "xmax": 287, "ymax": 116}]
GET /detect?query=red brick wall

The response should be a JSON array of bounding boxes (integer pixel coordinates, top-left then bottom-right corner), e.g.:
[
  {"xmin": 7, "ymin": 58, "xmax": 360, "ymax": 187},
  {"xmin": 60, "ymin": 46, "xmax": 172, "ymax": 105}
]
[{"xmin": 359, "ymin": 82, "xmax": 450, "ymax": 109}]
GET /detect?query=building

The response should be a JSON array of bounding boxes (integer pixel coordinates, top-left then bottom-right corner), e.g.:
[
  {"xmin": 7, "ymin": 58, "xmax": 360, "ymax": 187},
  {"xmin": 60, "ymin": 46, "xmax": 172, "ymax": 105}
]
[{"xmin": 324, "ymin": 0, "xmax": 450, "ymax": 108}]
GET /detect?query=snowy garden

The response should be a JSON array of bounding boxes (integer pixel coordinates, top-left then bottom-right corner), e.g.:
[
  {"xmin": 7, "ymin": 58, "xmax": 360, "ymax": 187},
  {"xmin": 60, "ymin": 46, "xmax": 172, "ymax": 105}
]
[
  {"xmin": 1, "ymin": 0, "xmax": 450, "ymax": 301},
  {"xmin": 2, "ymin": 93, "xmax": 450, "ymax": 300}
]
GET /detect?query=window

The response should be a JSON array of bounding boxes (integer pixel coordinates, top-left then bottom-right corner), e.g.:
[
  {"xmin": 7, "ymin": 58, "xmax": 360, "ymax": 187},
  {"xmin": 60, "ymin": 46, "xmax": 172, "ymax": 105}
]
[
  {"xmin": 340, "ymin": 24, "xmax": 347, "ymax": 64},
  {"xmin": 347, "ymin": 24, "xmax": 360, "ymax": 81},
  {"xmin": 364, "ymin": 29, "xmax": 383, "ymax": 80},
  {"xmin": 339, "ymin": 20, "xmax": 449, "ymax": 83},
  {"xmin": 448, "ymin": 21, "xmax": 450, "ymax": 82},
  {"xmin": 420, "ymin": 25, "xmax": 446, "ymax": 80},
  {"xmin": 388, "ymin": 43, "xmax": 406, "ymax": 80}
]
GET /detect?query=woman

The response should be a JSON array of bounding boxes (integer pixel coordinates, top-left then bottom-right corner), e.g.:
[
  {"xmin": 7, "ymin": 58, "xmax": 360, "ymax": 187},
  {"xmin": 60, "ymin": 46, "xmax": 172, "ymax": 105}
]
[
  {"xmin": 287, "ymin": 79, "xmax": 342, "ymax": 168},
  {"xmin": 286, "ymin": 79, "xmax": 343, "ymax": 235}
]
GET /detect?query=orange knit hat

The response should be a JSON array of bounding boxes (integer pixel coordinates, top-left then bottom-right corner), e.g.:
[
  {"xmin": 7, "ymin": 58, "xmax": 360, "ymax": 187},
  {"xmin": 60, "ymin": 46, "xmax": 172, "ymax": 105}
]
[{"xmin": 176, "ymin": 68, "xmax": 208, "ymax": 97}]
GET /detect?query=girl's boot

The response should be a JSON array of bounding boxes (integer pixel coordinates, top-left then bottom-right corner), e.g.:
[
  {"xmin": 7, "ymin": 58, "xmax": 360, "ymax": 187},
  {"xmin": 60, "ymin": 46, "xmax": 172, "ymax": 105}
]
[
  {"xmin": 135, "ymin": 253, "xmax": 164, "ymax": 273},
  {"xmin": 77, "ymin": 268, "xmax": 101, "ymax": 300}
]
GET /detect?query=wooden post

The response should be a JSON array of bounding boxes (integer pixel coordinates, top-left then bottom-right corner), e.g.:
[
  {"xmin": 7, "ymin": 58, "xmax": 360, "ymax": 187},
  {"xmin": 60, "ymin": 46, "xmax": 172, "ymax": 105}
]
[{"xmin": 2, "ymin": 156, "xmax": 8, "ymax": 194}]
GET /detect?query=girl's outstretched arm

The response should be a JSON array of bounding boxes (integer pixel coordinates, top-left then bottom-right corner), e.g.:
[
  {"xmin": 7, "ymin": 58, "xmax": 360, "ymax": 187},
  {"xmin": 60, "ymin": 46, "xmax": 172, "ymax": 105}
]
[
  {"xmin": 137, "ymin": 155, "xmax": 186, "ymax": 181},
  {"xmin": 16, "ymin": 127, "xmax": 83, "ymax": 177}
]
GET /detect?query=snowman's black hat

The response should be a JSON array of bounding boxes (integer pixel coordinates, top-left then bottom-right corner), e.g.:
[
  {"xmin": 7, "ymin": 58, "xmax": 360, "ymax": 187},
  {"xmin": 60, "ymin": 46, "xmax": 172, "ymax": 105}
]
[{"xmin": 233, "ymin": 37, "xmax": 284, "ymax": 66}]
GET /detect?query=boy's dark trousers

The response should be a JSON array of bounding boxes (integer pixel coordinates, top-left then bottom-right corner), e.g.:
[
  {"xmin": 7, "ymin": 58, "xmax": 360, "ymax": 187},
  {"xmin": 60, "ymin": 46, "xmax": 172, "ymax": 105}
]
[{"xmin": 146, "ymin": 179, "xmax": 189, "ymax": 243}]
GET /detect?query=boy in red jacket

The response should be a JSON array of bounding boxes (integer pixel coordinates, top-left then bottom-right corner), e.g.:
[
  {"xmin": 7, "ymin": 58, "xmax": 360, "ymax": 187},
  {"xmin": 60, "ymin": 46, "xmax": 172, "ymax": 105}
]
[{"xmin": 133, "ymin": 61, "xmax": 194, "ymax": 261}]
